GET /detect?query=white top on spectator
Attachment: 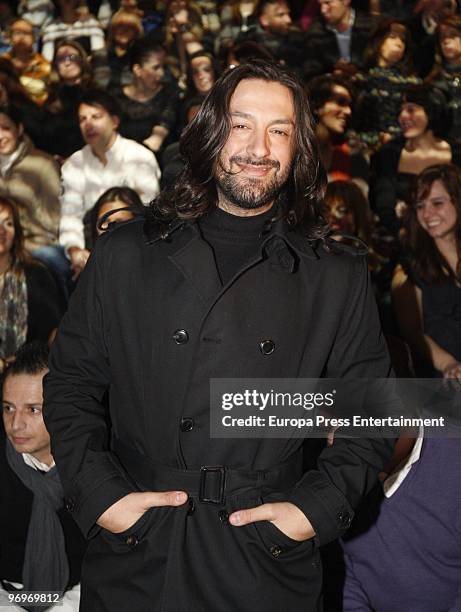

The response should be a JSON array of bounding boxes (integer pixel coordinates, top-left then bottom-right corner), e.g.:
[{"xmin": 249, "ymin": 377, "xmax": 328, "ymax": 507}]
[{"xmin": 59, "ymin": 134, "xmax": 161, "ymax": 251}]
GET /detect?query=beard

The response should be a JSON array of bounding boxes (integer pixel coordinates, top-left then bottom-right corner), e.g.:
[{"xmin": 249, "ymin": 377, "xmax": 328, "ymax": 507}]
[{"xmin": 215, "ymin": 155, "xmax": 291, "ymax": 210}]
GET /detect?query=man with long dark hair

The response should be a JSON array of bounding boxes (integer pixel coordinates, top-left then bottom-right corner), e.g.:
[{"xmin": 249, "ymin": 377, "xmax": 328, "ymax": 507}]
[{"xmin": 44, "ymin": 60, "xmax": 393, "ymax": 611}]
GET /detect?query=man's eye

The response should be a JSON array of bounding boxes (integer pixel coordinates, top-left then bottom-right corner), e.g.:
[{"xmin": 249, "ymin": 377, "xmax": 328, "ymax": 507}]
[
  {"xmin": 30, "ymin": 406, "xmax": 42, "ymax": 414},
  {"xmin": 272, "ymin": 129, "xmax": 288, "ymax": 136},
  {"xmin": 233, "ymin": 124, "xmax": 248, "ymax": 130}
]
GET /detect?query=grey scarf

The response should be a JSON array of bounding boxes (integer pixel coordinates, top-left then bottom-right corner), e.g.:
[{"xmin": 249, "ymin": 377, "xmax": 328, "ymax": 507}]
[{"xmin": 5, "ymin": 441, "xmax": 69, "ymax": 609}]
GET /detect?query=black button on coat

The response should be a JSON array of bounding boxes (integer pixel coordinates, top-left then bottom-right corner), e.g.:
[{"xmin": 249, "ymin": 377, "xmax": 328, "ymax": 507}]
[{"xmin": 44, "ymin": 218, "xmax": 394, "ymax": 612}]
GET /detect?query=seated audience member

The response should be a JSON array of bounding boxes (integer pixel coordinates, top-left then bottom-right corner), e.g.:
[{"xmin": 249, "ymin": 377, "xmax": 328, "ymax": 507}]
[
  {"xmin": 0, "ymin": 60, "xmax": 42, "ymax": 144},
  {"xmin": 178, "ymin": 49, "xmax": 218, "ymax": 128},
  {"xmin": 216, "ymin": 0, "xmax": 258, "ymax": 55},
  {"xmin": 370, "ymin": 85, "xmax": 457, "ymax": 237},
  {"xmin": 427, "ymin": 15, "xmax": 461, "ymax": 141},
  {"xmin": 354, "ymin": 19, "xmax": 421, "ymax": 149},
  {"xmin": 323, "ymin": 179, "xmax": 389, "ymax": 305},
  {"xmin": 39, "ymin": 39, "xmax": 92, "ymax": 158},
  {"xmin": 84, "ymin": 185, "xmax": 146, "ymax": 248},
  {"xmin": 59, "ymin": 89, "xmax": 160, "ymax": 278},
  {"xmin": 407, "ymin": 0, "xmax": 458, "ymax": 78},
  {"xmin": 106, "ymin": 9, "xmax": 144, "ymax": 89},
  {"xmin": 303, "ymin": 0, "xmax": 378, "ymax": 80},
  {"xmin": 0, "ymin": 341, "xmax": 86, "ymax": 608},
  {"xmin": 235, "ymin": 0, "xmax": 306, "ymax": 75},
  {"xmin": 341, "ymin": 436, "xmax": 461, "ymax": 611},
  {"xmin": 2, "ymin": 18, "xmax": 51, "ymax": 105},
  {"xmin": 0, "ymin": 105, "xmax": 64, "ymax": 274},
  {"xmin": 392, "ymin": 164, "xmax": 461, "ymax": 378},
  {"xmin": 0, "ymin": 197, "xmax": 63, "ymax": 375},
  {"xmin": 40, "ymin": 0, "xmax": 105, "ymax": 63},
  {"xmin": 114, "ymin": 39, "xmax": 180, "ymax": 153},
  {"xmin": 163, "ymin": 0, "xmax": 205, "ymax": 87},
  {"xmin": 308, "ymin": 74, "xmax": 369, "ymax": 192},
  {"xmin": 17, "ymin": 0, "xmax": 54, "ymax": 29},
  {"xmin": 0, "ymin": 0, "xmax": 16, "ymax": 55}
]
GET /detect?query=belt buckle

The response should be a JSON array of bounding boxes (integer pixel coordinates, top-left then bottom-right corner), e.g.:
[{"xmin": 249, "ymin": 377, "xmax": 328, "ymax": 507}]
[{"xmin": 199, "ymin": 466, "xmax": 226, "ymax": 504}]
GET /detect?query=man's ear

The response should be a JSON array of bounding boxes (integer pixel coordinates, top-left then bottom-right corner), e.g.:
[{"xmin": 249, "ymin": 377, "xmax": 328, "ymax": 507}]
[
  {"xmin": 112, "ymin": 115, "xmax": 121, "ymax": 130},
  {"xmin": 259, "ymin": 14, "xmax": 269, "ymax": 29},
  {"xmin": 18, "ymin": 123, "xmax": 24, "ymax": 138},
  {"xmin": 132, "ymin": 63, "xmax": 142, "ymax": 79}
]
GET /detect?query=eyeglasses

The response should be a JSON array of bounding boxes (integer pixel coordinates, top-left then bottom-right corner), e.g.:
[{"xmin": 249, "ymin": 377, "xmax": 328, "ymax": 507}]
[{"xmin": 56, "ymin": 53, "xmax": 82, "ymax": 64}]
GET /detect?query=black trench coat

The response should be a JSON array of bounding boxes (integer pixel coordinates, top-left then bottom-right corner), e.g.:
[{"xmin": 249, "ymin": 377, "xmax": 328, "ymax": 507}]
[{"xmin": 43, "ymin": 216, "xmax": 393, "ymax": 612}]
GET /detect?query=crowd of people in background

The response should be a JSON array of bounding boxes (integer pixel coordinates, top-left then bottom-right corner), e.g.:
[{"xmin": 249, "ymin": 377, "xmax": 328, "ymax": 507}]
[{"xmin": 1, "ymin": 0, "xmax": 461, "ymax": 609}]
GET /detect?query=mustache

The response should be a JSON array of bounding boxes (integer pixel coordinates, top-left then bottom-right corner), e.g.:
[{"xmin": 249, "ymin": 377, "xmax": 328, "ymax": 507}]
[{"xmin": 230, "ymin": 155, "xmax": 280, "ymax": 170}]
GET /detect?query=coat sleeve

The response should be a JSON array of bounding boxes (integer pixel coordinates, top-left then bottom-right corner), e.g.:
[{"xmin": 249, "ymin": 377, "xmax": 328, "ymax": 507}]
[
  {"xmin": 43, "ymin": 237, "xmax": 136, "ymax": 538},
  {"xmin": 289, "ymin": 256, "xmax": 395, "ymax": 546}
]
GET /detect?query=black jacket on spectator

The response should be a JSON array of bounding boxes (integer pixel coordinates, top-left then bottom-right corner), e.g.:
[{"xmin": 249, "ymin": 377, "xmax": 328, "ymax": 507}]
[
  {"xmin": 406, "ymin": 15, "xmax": 437, "ymax": 79},
  {"xmin": 303, "ymin": 11, "xmax": 378, "ymax": 80},
  {"xmin": 0, "ymin": 435, "xmax": 86, "ymax": 586},
  {"xmin": 25, "ymin": 262, "xmax": 64, "ymax": 344},
  {"xmin": 236, "ymin": 26, "xmax": 307, "ymax": 77}
]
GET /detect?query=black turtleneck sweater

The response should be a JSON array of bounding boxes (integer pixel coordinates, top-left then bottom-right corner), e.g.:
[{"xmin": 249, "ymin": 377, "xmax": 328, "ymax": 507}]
[{"xmin": 198, "ymin": 206, "xmax": 275, "ymax": 285}]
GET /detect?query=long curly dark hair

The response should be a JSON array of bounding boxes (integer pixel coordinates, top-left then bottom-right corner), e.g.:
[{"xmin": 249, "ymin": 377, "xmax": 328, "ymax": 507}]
[{"xmin": 149, "ymin": 60, "xmax": 327, "ymax": 239}]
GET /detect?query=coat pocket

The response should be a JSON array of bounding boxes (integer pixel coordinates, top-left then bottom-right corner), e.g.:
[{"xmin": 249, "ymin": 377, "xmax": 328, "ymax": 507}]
[
  {"xmin": 253, "ymin": 519, "xmax": 315, "ymax": 561},
  {"xmin": 101, "ymin": 507, "xmax": 156, "ymax": 549}
]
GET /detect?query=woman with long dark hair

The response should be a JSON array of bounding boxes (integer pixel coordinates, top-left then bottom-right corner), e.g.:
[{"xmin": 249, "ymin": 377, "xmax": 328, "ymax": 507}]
[
  {"xmin": 0, "ymin": 196, "xmax": 63, "ymax": 374},
  {"xmin": 393, "ymin": 164, "xmax": 461, "ymax": 377}
]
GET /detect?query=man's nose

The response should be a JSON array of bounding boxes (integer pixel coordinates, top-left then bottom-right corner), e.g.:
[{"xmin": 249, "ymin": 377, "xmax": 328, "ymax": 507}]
[
  {"xmin": 284, "ymin": 13, "xmax": 292, "ymax": 23},
  {"xmin": 247, "ymin": 128, "xmax": 270, "ymax": 158},
  {"xmin": 11, "ymin": 411, "xmax": 26, "ymax": 432}
]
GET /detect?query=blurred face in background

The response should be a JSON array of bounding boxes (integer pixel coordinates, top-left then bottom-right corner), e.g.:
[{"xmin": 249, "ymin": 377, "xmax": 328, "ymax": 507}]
[
  {"xmin": 378, "ymin": 29, "xmax": 406, "ymax": 67},
  {"xmin": 259, "ymin": 1, "xmax": 292, "ymax": 34},
  {"xmin": 78, "ymin": 103, "xmax": 119, "ymax": 149},
  {"xmin": 134, "ymin": 50, "xmax": 165, "ymax": 90},
  {"xmin": 399, "ymin": 102, "xmax": 429, "ymax": 138},
  {"xmin": 55, "ymin": 44, "xmax": 83, "ymax": 83},
  {"xmin": 324, "ymin": 197, "xmax": 356, "ymax": 234},
  {"xmin": 317, "ymin": 84, "xmax": 352, "ymax": 135},
  {"xmin": 0, "ymin": 113, "xmax": 21, "ymax": 155},
  {"xmin": 191, "ymin": 55, "xmax": 215, "ymax": 95},
  {"xmin": 10, "ymin": 19, "xmax": 34, "ymax": 53},
  {"xmin": 0, "ymin": 203, "xmax": 15, "ymax": 258},
  {"xmin": 112, "ymin": 22, "xmax": 139, "ymax": 49},
  {"xmin": 319, "ymin": 0, "xmax": 350, "ymax": 28},
  {"xmin": 440, "ymin": 25, "xmax": 461, "ymax": 64}
]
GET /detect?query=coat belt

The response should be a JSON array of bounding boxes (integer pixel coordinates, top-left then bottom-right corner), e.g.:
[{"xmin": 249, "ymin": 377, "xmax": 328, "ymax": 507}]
[{"xmin": 112, "ymin": 438, "xmax": 303, "ymax": 505}]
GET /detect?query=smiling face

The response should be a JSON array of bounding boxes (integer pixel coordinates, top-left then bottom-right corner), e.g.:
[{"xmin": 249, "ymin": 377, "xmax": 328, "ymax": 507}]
[
  {"xmin": 215, "ymin": 78, "xmax": 295, "ymax": 215},
  {"xmin": 0, "ymin": 113, "xmax": 21, "ymax": 155},
  {"xmin": 78, "ymin": 103, "xmax": 119, "ymax": 150},
  {"xmin": 317, "ymin": 84, "xmax": 352, "ymax": 135},
  {"xmin": 416, "ymin": 179, "xmax": 458, "ymax": 241},
  {"xmin": 191, "ymin": 56, "xmax": 215, "ymax": 95},
  {"xmin": 399, "ymin": 102, "xmax": 429, "ymax": 138},
  {"xmin": 55, "ymin": 44, "xmax": 83, "ymax": 83},
  {"xmin": 2, "ymin": 371, "xmax": 52, "ymax": 465}
]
